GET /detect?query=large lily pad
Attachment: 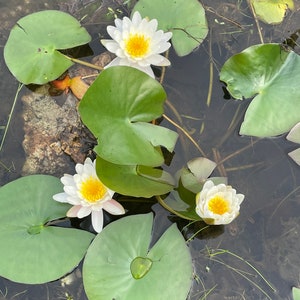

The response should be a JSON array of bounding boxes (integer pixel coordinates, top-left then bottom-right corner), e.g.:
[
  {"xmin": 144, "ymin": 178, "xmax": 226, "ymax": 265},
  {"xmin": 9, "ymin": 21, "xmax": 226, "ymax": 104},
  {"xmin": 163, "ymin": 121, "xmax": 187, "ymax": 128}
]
[
  {"xmin": 0, "ymin": 175, "xmax": 95, "ymax": 284},
  {"xmin": 133, "ymin": 0, "xmax": 208, "ymax": 56},
  {"xmin": 220, "ymin": 44, "xmax": 300, "ymax": 137},
  {"xmin": 83, "ymin": 213, "xmax": 193, "ymax": 300},
  {"xmin": 4, "ymin": 10, "xmax": 91, "ymax": 84},
  {"xmin": 250, "ymin": 0, "xmax": 294, "ymax": 24},
  {"xmin": 96, "ymin": 156, "xmax": 175, "ymax": 197},
  {"xmin": 79, "ymin": 66, "xmax": 178, "ymax": 167}
]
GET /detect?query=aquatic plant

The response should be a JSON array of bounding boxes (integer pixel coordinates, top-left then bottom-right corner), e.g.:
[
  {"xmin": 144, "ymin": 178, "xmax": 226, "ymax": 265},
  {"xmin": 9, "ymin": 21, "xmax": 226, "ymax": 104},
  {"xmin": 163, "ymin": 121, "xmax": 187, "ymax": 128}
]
[{"xmin": 1, "ymin": 0, "xmax": 298, "ymax": 298}]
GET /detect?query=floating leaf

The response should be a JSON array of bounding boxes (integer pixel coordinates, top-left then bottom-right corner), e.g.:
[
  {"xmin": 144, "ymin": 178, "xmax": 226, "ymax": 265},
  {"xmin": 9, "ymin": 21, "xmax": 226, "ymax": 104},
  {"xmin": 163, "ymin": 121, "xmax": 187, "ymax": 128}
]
[
  {"xmin": 4, "ymin": 10, "xmax": 91, "ymax": 84},
  {"xmin": 79, "ymin": 66, "xmax": 178, "ymax": 166},
  {"xmin": 157, "ymin": 180, "xmax": 202, "ymax": 221},
  {"xmin": 0, "ymin": 175, "xmax": 95, "ymax": 284},
  {"xmin": 293, "ymin": 287, "xmax": 300, "ymax": 300},
  {"xmin": 96, "ymin": 156, "xmax": 175, "ymax": 197},
  {"xmin": 287, "ymin": 122, "xmax": 300, "ymax": 143},
  {"xmin": 83, "ymin": 213, "xmax": 193, "ymax": 300},
  {"xmin": 251, "ymin": 0, "xmax": 294, "ymax": 24},
  {"xmin": 220, "ymin": 44, "xmax": 300, "ymax": 137},
  {"xmin": 288, "ymin": 148, "xmax": 300, "ymax": 166},
  {"xmin": 133, "ymin": 0, "xmax": 208, "ymax": 56}
]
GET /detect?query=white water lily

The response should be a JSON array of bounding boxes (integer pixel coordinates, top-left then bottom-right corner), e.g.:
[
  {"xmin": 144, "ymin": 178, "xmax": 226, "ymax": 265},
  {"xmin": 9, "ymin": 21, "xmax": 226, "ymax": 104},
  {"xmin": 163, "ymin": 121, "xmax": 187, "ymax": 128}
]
[
  {"xmin": 195, "ymin": 180, "xmax": 244, "ymax": 225},
  {"xmin": 53, "ymin": 157, "xmax": 125, "ymax": 233},
  {"xmin": 101, "ymin": 11, "xmax": 172, "ymax": 78}
]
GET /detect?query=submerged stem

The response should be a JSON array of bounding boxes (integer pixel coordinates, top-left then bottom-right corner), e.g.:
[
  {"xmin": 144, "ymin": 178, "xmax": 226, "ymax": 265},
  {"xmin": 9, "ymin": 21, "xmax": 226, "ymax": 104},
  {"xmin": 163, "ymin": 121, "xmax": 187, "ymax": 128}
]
[
  {"xmin": 163, "ymin": 113, "xmax": 206, "ymax": 157},
  {"xmin": 249, "ymin": 0, "xmax": 264, "ymax": 44},
  {"xmin": 0, "ymin": 83, "xmax": 23, "ymax": 152}
]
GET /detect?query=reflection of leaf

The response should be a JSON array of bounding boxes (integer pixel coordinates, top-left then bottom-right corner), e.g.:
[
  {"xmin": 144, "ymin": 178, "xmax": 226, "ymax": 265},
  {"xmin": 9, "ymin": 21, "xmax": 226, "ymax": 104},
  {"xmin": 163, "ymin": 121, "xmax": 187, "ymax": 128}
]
[
  {"xmin": 4, "ymin": 10, "xmax": 91, "ymax": 84},
  {"xmin": 133, "ymin": 0, "xmax": 208, "ymax": 56},
  {"xmin": 251, "ymin": 0, "xmax": 294, "ymax": 24},
  {"xmin": 220, "ymin": 44, "xmax": 300, "ymax": 137},
  {"xmin": 96, "ymin": 156, "xmax": 174, "ymax": 198},
  {"xmin": 79, "ymin": 66, "xmax": 178, "ymax": 167},
  {"xmin": 83, "ymin": 213, "xmax": 193, "ymax": 300},
  {"xmin": 0, "ymin": 175, "xmax": 95, "ymax": 284}
]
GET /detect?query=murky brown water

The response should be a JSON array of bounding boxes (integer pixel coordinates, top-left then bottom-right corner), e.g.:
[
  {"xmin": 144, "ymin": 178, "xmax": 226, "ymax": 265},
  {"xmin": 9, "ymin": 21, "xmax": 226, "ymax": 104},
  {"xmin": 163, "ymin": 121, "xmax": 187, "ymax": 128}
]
[{"xmin": 0, "ymin": 0, "xmax": 300, "ymax": 299}]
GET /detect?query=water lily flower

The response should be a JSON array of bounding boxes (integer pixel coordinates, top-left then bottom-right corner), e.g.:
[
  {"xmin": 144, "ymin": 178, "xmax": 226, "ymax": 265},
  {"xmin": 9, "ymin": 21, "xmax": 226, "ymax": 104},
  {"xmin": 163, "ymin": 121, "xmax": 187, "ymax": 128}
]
[
  {"xmin": 195, "ymin": 180, "xmax": 244, "ymax": 225},
  {"xmin": 53, "ymin": 157, "xmax": 125, "ymax": 233},
  {"xmin": 101, "ymin": 11, "xmax": 172, "ymax": 78}
]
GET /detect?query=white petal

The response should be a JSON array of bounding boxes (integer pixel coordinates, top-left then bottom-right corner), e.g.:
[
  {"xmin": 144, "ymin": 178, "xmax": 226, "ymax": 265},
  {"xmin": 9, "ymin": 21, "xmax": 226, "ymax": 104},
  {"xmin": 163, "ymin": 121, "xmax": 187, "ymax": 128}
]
[
  {"xmin": 61, "ymin": 174, "xmax": 75, "ymax": 186},
  {"xmin": 77, "ymin": 206, "xmax": 92, "ymax": 218},
  {"xmin": 131, "ymin": 11, "xmax": 142, "ymax": 26},
  {"xmin": 104, "ymin": 57, "xmax": 122, "ymax": 68},
  {"xmin": 91, "ymin": 210, "xmax": 104, "ymax": 233},
  {"xmin": 67, "ymin": 205, "xmax": 82, "ymax": 217},
  {"xmin": 75, "ymin": 162, "xmax": 84, "ymax": 175},
  {"xmin": 146, "ymin": 54, "xmax": 171, "ymax": 66},
  {"xmin": 53, "ymin": 192, "xmax": 68, "ymax": 203},
  {"xmin": 103, "ymin": 199, "xmax": 125, "ymax": 215}
]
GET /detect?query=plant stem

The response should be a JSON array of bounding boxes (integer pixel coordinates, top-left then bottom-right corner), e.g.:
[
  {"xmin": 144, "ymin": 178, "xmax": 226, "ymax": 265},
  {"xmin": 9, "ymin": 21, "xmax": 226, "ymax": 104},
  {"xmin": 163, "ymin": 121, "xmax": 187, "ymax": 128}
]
[
  {"xmin": 0, "ymin": 83, "xmax": 23, "ymax": 152},
  {"xmin": 63, "ymin": 54, "xmax": 104, "ymax": 71},
  {"xmin": 163, "ymin": 113, "xmax": 206, "ymax": 157}
]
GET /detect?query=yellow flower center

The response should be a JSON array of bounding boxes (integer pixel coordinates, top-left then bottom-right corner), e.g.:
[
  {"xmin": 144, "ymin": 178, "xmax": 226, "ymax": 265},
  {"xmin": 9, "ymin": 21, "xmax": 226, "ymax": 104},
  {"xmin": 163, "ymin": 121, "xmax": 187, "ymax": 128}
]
[
  {"xmin": 80, "ymin": 176, "xmax": 107, "ymax": 203},
  {"xmin": 208, "ymin": 196, "xmax": 229, "ymax": 215},
  {"xmin": 125, "ymin": 34, "xmax": 150, "ymax": 58}
]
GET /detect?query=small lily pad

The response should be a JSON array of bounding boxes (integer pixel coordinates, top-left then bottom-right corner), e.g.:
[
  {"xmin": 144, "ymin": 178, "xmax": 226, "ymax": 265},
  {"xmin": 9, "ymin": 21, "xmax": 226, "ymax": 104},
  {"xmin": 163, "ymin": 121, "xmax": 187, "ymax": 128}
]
[
  {"xmin": 250, "ymin": 0, "xmax": 294, "ymax": 24},
  {"xmin": 293, "ymin": 287, "xmax": 300, "ymax": 300},
  {"xmin": 0, "ymin": 175, "xmax": 95, "ymax": 284},
  {"xmin": 133, "ymin": 0, "xmax": 208, "ymax": 56},
  {"xmin": 83, "ymin": 213, "xmax": 193, "ymax": 300},
  {"xmin": 220, "ymin": 44, "xmax": 300, "ymax": 137},
  {"xmin": 4, "ymin": 10, "xmax": 91, "ymax": 84}
]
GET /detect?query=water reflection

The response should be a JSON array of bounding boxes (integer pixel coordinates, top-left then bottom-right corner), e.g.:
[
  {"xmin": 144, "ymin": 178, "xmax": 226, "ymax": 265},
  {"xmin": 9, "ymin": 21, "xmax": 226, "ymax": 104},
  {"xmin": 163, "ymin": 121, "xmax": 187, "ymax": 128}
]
[{"xmin": 0, "ymin": 0, "xmax": 300, "ymax": 299}]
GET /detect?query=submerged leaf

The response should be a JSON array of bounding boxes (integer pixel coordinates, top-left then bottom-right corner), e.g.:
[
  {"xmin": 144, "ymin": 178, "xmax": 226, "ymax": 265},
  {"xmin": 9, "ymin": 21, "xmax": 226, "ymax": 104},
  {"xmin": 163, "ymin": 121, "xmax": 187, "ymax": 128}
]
[
  {"xmin": 83, "ymin": 213, "xmax": 193, "ymax": 300},
  {"xmin": 220, "ymin": 44, "xmax": 300, "ymax": 137},
  {"xmin": 0, "ymin": 175, "xmax": 94, "ymax": 284},
  {"xmin": 4, "ymin": 10, "xmax": 91, "ymax": 84},
  {"xmin": 79, "ymin": 66, "xmax": 178, "ymax": 166},
  {"xmin": 133, "ymin": 0, "xmax": 208, "ymax": 56},
  {"xmin": 251, "ymin": 0, "xmax": 294, "ymax": 24},
  {"xmin": 51, "ymin": 75, "xmax": 89, "ymax": 99}
]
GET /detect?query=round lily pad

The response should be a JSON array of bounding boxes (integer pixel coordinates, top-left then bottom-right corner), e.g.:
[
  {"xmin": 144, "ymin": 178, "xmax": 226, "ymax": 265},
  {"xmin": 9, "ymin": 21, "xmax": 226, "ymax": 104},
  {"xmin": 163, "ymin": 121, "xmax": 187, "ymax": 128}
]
[
  {"xmin": 0, "ymin": 175, "xmax": 95, "ymax": 284},
  {"xmin": 4, "ymin": 10, "xmax": 91, "ymax": 84},
  {"xmin": 79, "ymin": 66, "xmax": 178, "ymax": 167},
  {"xmin": 133, "ymin": 0, "xmax": 208, "ymax": 56},
  {"xmin": 220, "ymin": 43, "xmax": 300, "ymax": 137},
  {"xmin": 83, "ymin": 213, "xmax": 193, "ymax": 300}
]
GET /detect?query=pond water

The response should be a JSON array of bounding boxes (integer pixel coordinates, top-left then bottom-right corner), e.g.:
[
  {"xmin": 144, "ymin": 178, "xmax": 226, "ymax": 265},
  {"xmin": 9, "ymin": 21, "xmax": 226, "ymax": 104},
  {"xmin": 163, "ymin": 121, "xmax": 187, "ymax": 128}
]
[{"xmin": 0, "ymin": 0, "xmax": 300, "ymax": 299}]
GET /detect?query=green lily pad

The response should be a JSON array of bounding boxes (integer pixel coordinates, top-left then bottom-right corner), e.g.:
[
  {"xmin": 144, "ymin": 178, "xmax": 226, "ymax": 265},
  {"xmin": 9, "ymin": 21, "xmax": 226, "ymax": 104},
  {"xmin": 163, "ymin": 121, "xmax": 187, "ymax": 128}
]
[
  {"xmin": 4, "ymin": 10, "xmax": 91, "ymax": 84},
  {"xmin": 220, "ymin": 43, "xmax": 300, "ymax": 137},
  {"xmin": 133, "ymin": 0, "xmax": 208, "ymax": 56},
  {"xmin": 293, "ymin": 287, "xmax": 300, "ymax": 300},
  {"xmin": 250, "ymin": 0, "xmax": 294, "ymax": 24},
  {"xmin": 96, "ymin": 156, "xmax": 175, "ymax": 197},
  {"xmin": 79, "ymin": 66, "xmax": 178, "ymax": 167},
  {"xmin": 83, "ymin": 213, "xmax": 193, "ymax": 300},
  {"xmin": 0, "ymin": 175, "xmax": 95, "ymax": 284}
]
